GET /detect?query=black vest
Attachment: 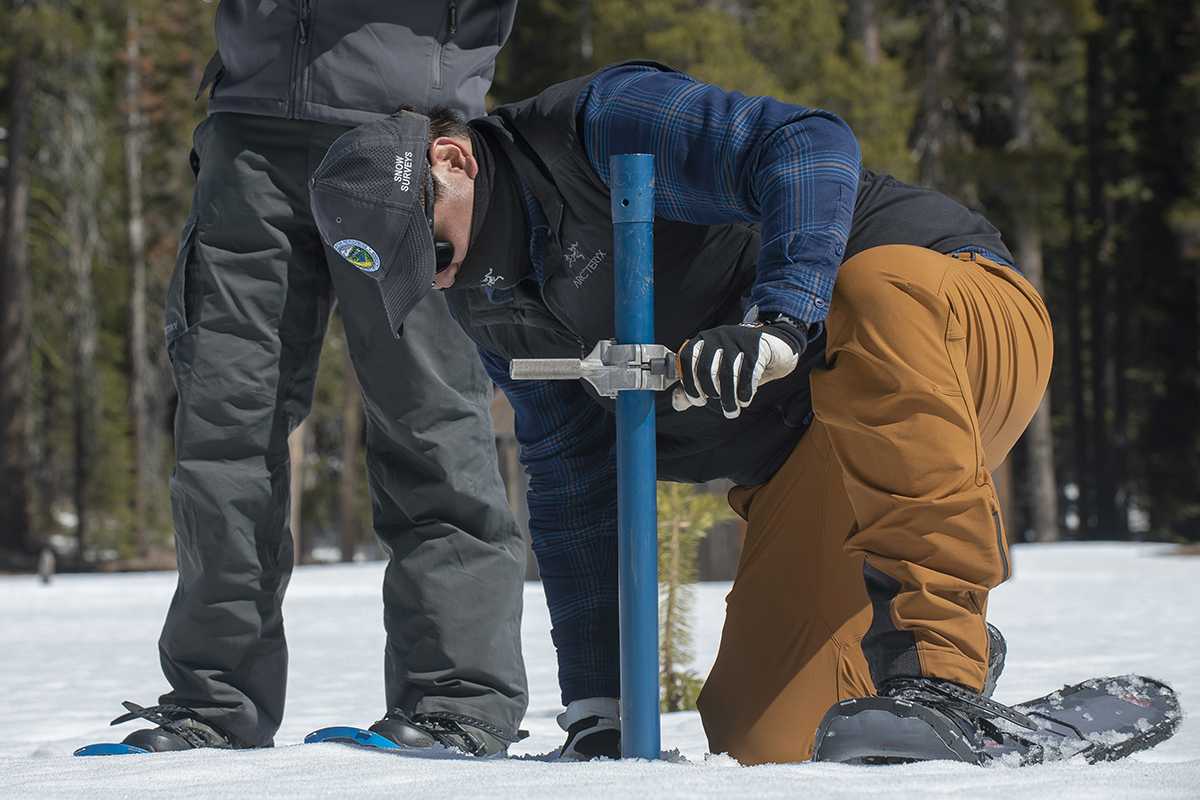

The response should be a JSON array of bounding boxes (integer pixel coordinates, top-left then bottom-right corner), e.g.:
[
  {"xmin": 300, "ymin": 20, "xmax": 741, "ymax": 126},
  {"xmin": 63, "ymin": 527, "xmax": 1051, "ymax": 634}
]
[{"xmin": 447, "ymin": 63, "xmax": 1013, "ymax": 486}]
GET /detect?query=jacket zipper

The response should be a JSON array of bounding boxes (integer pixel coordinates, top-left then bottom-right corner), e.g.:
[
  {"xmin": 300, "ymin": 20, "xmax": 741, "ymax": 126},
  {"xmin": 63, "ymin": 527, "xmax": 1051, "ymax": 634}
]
[
  {"xmin": 432, "ymin": 1, "xmax": 456, "ymax": 91},
  {"xmin": 290, "ymin": 0, "xmax": 312, "ymax": 118},
  {"xmin": 541, "ymin": 284, "xmax": 587, "ymax": 357},
  {"xmin": 538, "ymin": 239, "xmax": 588, "ymax": 357}
]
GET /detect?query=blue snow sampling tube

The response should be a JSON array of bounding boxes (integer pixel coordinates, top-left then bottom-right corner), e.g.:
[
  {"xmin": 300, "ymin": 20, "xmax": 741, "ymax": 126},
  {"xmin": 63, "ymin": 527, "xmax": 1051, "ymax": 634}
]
[{"xmin": 610, "ymin": 154, "xmax": 661, "ymax": 760}]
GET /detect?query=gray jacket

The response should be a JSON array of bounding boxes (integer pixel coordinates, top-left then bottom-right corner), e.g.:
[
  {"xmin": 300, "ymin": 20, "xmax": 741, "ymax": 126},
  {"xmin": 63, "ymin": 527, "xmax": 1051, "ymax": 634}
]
[{"xmin": 203, "ymin": 1, "xmax": 518, "ymax": 125}]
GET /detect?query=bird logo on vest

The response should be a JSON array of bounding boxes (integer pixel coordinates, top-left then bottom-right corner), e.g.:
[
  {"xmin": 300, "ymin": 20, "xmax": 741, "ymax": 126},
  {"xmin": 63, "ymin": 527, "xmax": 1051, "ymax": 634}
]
[
  {"xmin": 334, "ymin": 239, "xmax": 381, "ymax": 273},
  {"xmin": 564, "ymin": 242, "xmax": 586, "ymax": 269},
  {"xmin": 481, "ymin": 268, "xmax": 504, "ymax": 288}
]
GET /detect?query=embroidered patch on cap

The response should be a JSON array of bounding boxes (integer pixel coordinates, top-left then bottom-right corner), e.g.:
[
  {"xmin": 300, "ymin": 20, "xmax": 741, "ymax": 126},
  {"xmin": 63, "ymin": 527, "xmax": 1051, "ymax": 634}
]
[{"xmin": 334, "ymin": 239, "xmax": 381, "ymax": 273}]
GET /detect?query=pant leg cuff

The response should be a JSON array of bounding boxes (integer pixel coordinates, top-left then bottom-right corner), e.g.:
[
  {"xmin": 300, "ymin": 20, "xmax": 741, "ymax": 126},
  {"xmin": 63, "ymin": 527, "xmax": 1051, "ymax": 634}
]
[
  {"xmin": 916, "ymin": 647, "xmax": 987, "ymax": 693},
  {"xmin": 412, "ymin": 697, "xmax": 525, "ymax": 740}
]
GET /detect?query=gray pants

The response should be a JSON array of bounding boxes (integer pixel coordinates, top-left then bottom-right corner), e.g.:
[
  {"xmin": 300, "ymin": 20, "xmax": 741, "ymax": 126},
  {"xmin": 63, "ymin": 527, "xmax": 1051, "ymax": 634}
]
[{"xmin": 159, "ymin": 113, "xmax": 527, "ymax": 747}]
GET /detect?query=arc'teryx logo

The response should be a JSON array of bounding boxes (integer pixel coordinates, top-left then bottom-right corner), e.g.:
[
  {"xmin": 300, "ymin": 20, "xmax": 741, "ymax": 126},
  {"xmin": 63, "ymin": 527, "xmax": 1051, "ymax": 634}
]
[
  {"xmin": 481, "ymin": 268, "xmax": 504, "ymax": 288},
  {"xmin": 564, "ymin": 242, "xmax": 586, "ymax": 269},
  {"xmin": 566, "ymin": 241, "xmax": 608, "ymax": 288},
  {"xmin": 394, "ymin": 151, "xmax": 414, "ymax": 192}
]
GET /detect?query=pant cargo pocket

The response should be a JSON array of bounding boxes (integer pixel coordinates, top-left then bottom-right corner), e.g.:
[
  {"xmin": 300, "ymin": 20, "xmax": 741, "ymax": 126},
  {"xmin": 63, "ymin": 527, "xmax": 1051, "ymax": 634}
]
[{"xmin": 164, "ymin": 215, "xmax": 200, "ymax": 379}]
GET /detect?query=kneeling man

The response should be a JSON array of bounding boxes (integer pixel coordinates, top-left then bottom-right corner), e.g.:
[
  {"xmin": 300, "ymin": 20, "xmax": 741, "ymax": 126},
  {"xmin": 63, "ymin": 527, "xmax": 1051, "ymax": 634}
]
[{"xmin": 309, "ymin": 61, "xmax": 1051, "ymax": 764}]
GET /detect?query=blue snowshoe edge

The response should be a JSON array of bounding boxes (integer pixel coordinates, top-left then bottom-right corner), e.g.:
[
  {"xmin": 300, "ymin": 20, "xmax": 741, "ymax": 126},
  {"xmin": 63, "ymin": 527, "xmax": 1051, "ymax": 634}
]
[
  {"xmin": 304, "ymin": 726, "xmax": 402, "ymax": 751},
  {"xmin": 74, "ymin": 742, "xmax": 152, "ymax": 757}
]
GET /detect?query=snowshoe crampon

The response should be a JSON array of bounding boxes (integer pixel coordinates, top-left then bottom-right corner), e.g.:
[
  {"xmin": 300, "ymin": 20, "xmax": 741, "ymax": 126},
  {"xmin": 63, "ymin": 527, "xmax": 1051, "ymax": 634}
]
[{"xmin": 812, "ymin": 674, "xmax": 1181, "ymax": 766}]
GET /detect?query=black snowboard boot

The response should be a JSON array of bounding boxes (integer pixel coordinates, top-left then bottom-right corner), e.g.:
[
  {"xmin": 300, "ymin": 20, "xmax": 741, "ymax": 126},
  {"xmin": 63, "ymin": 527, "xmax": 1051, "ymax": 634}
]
[
  {"xmin": 982, "ymin": 622, "xmax": 1006, "ymax": 697},
  {"xmin": 811, "ymin": 676, "xmax": 1044, "ymax": 765},
  {"xmin": 114, "ymin": 702, "xmax": 236, "ymax": 752},
  {"xmin": 369, "ymin": 710, "xmax": 517, "ymax": 757}
]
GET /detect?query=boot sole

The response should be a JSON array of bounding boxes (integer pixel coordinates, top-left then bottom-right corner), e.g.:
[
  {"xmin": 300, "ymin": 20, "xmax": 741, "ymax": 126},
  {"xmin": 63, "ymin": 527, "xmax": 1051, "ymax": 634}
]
[{"xmin": 811, "ymin": 697, "xmax": 982, "ymax": 765}]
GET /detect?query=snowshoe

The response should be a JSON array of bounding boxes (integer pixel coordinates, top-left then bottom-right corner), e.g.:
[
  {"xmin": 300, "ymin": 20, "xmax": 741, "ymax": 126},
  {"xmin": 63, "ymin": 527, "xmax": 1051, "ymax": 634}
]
[
  {"xmin": 75, "ymin": 702, "xmax": 235, "ymax": 757},
  {"xmin": 307, "ymin": 711, "xmax": 521, "ymax": 757},
  {"xmin": 811, "ymin": 674, "xmax": 1181, "ymax": 766}
]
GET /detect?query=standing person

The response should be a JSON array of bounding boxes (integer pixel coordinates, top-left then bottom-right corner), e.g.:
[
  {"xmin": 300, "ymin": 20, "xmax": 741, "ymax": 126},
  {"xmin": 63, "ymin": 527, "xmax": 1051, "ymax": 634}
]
[
  {"xmin": 106, "ymin": 2, "xmax": 528, "ymax": 757},
  {"xmin": 308, "ymin": 61, "xmax": 1052, "ymax": 763}
]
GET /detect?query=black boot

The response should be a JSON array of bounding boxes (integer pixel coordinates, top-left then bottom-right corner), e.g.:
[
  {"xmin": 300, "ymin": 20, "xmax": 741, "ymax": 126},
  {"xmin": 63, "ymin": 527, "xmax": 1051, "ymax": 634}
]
[
  {"xmin": 982, "ymin": 622, "xmax": 1006, "ymax": 698},
  {"xmin": 811, "ymin": 676, "xmax": 1043, "ymax": 765},
  {"xmin": 553, "ymin": 698, "xmax": 621, "ymax": 761},
  {"xmin": 113, "ymin": 702, "xmax": 236, "ymax": 752},
  {"xmin": 369, "ymin": 711, "xmax": 516, "ymax": 757},
  {"xmin": 558, "ymin": 715, "xmax": 621, "ymax": 761}
]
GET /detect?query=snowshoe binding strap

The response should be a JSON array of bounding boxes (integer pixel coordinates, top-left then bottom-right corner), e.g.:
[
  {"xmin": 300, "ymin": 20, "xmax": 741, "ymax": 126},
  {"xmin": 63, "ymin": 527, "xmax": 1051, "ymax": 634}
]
[
  {"xmin": 882, "ymin": 678, "xmax": 1039, "ymax": 731},
  {"xmin": 383, "ymin": 710, "xmax": 523, "ymax": 756},
  {"xmin": 111, "ymin": 702, "xmax": 234, "ymax": 750}
]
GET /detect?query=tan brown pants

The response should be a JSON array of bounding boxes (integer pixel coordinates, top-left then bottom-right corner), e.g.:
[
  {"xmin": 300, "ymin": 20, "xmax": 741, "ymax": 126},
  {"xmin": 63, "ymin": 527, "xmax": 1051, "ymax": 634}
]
[{"xmin": 697, "ymin": 245, "xmax": 1053, "ymax": 764}]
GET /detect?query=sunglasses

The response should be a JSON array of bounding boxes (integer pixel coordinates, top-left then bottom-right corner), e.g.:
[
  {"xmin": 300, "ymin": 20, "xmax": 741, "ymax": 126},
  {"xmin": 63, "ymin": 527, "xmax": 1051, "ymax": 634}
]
[
  {"xmin": 424, "ymin": 157, "xmax": 457, "ymax": 275},
  {"xmin": 435, "ymin": 240, "xmax": 454, "ymax": 272}
]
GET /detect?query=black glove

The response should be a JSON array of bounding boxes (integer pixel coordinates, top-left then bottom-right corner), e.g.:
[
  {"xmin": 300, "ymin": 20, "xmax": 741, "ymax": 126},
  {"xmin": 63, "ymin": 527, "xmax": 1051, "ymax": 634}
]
[{"xmin": 673, "ymin": 317, "xmax": 808, "ymax": 418}]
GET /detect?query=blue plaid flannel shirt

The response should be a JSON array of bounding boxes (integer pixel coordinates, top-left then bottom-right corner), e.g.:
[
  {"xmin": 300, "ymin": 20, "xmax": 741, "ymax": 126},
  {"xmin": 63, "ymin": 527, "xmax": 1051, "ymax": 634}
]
[{"xmin": 480, "ymin": 64, "xmax": 861, "ymax": 705}]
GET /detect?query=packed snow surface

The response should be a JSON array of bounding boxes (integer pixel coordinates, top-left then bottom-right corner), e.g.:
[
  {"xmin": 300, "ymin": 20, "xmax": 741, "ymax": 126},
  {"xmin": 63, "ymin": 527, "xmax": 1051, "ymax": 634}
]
[{"xmin": 2, "ymin": 542, "xmax": 1198, "ymax": 798}]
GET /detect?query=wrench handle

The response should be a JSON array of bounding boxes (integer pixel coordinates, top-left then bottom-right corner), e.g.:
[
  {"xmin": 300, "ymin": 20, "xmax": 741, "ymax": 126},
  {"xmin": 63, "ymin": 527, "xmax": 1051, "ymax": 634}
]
[{"xmin": 509, "ymin": 358, "xmax": 585, "ymax": 381}]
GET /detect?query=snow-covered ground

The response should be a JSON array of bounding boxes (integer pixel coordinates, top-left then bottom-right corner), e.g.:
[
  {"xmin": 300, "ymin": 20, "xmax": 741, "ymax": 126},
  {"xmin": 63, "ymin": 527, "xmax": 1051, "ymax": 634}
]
[{"xmin": 2, "ymin": 542, "xmax": 1198, "ymax": 798}]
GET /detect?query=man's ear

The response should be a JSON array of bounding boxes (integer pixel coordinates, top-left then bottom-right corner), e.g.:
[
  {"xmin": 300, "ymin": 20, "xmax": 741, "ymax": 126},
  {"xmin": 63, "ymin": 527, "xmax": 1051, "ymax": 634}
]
[{"xmin": 429, "ymin": 137, "xmax": 478, "ymax": 180}]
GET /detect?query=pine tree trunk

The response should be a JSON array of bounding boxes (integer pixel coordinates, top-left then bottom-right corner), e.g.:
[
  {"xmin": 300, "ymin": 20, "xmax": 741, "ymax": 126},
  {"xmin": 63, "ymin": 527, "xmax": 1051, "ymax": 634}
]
[
  {"xmin": 64, "ymin": 82, "xmax": 101, "ymax": 561},
  {"xmin": 1064, "ymin": 178, "xmax": 1091, "ymax": 535},
  {"xmin": 1107, "ymin": 0, "xmax": 1131, "ymax": 536},
  {"xmin": 848, "ymin": 0, "xmax": 881, "ymax": 66},
  {"xmin": 579, "ymin": 0, "xmax": 593, "ymax": 64},
  {"xmin": 34, "ymin": 346, "xmax": 59, "ymax": 535},
  {"xmin": 1085, "ymin": 4, "xmax": 1119, "ymax": 538},
  {"xmin": 1007, "ymin": 0, "xmax": 1060, "ymax": 542},
  {"xmin": 289, "ymin": 419, "xmax": 309, "ymax": 565},
  {"xmin": 339, "ymin": 345, "xmax": 363, "ymax": 562},
  {"xmin": 126, "ymin": 6, "xmax": 152, "ymax": 556},
  {"xmin": 0, "ymin": 26, "xmax": 36, "ymax": 557},
  {"xmin": 915, "ymin": 0, "xmax": 954, "ymax": 189},
  {"xmin": 1016, "ymin": 227, "xmax": 1060, "ymax": 542}
]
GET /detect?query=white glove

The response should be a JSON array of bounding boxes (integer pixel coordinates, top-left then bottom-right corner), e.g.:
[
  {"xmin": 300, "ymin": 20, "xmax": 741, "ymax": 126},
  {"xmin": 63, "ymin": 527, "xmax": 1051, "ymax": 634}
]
[{"xmin": 672, "ymin": 319, "xmax": 807, "ymax": 418}]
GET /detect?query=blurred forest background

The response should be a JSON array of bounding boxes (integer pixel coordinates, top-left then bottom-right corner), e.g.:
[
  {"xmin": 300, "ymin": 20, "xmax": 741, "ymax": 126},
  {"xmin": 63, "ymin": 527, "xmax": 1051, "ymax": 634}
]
[{"xmin": 1, "ymin": 0, "xmax": 1198, "ymax": 574}]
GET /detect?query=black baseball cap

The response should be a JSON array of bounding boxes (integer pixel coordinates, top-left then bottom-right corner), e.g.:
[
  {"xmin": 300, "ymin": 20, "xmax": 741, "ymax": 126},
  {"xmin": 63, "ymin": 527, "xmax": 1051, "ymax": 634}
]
[{"xmin": 310, "ymin": 111, "xmax": 434, "ymax": 337}]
